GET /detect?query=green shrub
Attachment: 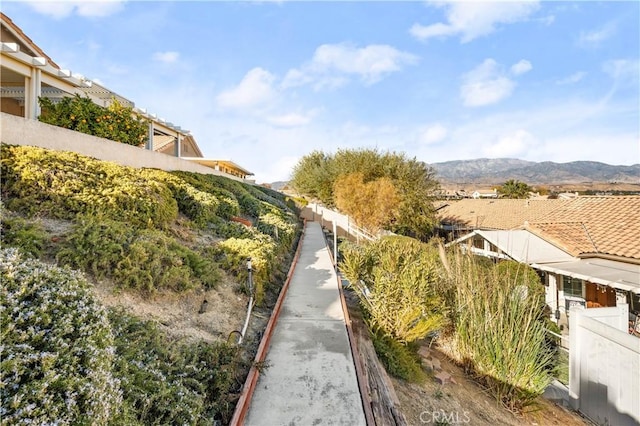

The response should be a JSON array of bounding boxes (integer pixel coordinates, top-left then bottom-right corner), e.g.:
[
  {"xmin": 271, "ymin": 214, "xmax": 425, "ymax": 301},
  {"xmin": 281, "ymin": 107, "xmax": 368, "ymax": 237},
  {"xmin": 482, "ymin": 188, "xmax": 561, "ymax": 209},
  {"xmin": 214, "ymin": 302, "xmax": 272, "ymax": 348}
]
[
  {"xmin": 371, "ymin": 330, "xmax": 425, "ymax": 383},
  {"xmin": 0, "ymin": 248, "xmax": 121, "ymax": 424},
  {"xmin": 0, "ymin": 214, "xmax": 49, "ymax": 258},
  {"xmin": 141, "ymin": 169, "xmax": 240, "ymax": 226},
  {"xmin": 217, "ymin": 234, "xmax": 277, "ymax": 305},
  {"xmin": 117, "ymin": 229, "xmax": 219, "ymax": 292},
  {"xmin": 256, "ymin": 206, "xmax": 297, "ymax": 248},
  {"xmin": 38, "ymin": 95, "xmax": 147, "ymax": 146},
  {"xmin": 57, "ymin": 216, "xmax": 219, "ymax": 293},
  {"xmin": 440, "ymin": 249, "xmax": 554, "ymax": 412},
  {"xmin": 170, "ymin": 171, "xmax": 242, "ymax": 219},
  {"xmin": 1, "ymin": 145, "xmax": 178, "ymax": 228},
  {"xmin": 108, "ymin": 309, "xmax": 242, "ymax": 425},
  {"xmin": 340, "ymin": 236, "xmax": 447, "ymax": 344},
  {"xmin": 56, "ymin": 214, "xmax": 133, "ymax": 278}
]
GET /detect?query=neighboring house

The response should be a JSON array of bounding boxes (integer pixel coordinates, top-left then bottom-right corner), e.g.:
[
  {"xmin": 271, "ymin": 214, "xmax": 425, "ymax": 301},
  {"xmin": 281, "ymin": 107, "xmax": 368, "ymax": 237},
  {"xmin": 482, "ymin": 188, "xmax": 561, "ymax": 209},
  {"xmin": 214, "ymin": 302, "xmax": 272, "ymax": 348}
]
[
  {"xmin": 0, "ymin": 13, "xmax": 254, "ymax": 180},
  {"xmin": 183, "ymin": 158, "xmax": 254, "ymax": 180},
  {"xmin": 439, "ymin": 196, "xmax": 640, "ymax": 334},
  {"xmin": 471, "ymin": 189, "xmax": 498, "ymax": 199}
]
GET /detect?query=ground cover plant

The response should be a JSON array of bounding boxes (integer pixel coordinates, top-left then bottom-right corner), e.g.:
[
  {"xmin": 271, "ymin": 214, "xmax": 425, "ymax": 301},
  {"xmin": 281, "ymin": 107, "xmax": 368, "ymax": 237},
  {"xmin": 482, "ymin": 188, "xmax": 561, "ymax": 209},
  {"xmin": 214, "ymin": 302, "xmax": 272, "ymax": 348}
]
[
  {"xmin": 0, "ymin": 144, "xmax": 301, "ymax": 424},
  {"xmin": 0, "ymin": 249, "xmax": 243, "ymax": 425},
  {"xmin": 1, "ymin": 145, "xmax": 178, "ymax": 228},
  {"xmin": 0, "ymin": 249, "xmax": 122, "ymax": 424}
]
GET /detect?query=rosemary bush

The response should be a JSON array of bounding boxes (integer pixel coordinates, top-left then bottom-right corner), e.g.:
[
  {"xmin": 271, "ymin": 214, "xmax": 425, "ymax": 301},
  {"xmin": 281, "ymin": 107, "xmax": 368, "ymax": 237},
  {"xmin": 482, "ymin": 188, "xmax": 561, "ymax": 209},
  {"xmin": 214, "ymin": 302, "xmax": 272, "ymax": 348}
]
[{"xmin": 1, "ymin": 249, "xmax": 121, "ymax": 424}]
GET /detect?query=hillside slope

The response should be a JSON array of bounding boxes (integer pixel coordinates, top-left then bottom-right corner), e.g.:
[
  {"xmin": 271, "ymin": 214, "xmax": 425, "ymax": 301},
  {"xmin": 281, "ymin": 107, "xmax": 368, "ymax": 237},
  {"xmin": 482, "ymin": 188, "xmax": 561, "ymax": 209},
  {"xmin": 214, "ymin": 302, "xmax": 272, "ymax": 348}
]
[{"xmin": 0, "ymin": 144, "xmax": 302, "ymax": 424}]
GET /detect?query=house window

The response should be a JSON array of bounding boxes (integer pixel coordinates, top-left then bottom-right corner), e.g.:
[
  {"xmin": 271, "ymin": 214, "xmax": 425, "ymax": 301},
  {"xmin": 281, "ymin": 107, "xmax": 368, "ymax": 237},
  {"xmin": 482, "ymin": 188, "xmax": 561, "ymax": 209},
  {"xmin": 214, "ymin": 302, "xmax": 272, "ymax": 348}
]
[
  {"xmin": 472, "ymin": 236, "xmax": 484, "ymax": 249},
  {"xmin": 563, "ymin": 276, "xmax": 583, "ymax": 298}
]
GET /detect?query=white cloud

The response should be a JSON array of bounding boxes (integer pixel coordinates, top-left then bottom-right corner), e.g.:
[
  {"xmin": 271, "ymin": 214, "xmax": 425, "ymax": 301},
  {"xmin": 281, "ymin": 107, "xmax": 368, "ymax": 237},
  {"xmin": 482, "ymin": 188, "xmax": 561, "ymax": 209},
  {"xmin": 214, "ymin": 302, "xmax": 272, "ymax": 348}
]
[
  {"xmin": 538, "ymin": 15, "xmax": 555, "ymax": 26},
  {"xmin": 460, "ymin": 59, "xmax": 516, "ymax": 107},
  {"xmin": 153, "ymin": 51, "xmax": 180, "ymax": 64},
  {"xmin": 267, "ymin": 111, "xmax": 315, "ymax": 128},
  {"xmin": 510, "ymin": 60, "xmax": 532, "ymax": 76},
  {"xmin": 578, "ymin": 22, "xmax": 617, "ymax": 48},
  {"xmin": 282, "ymin": 43, "xmax": 418, "ymax": 90},
  {"xmin": 602, "ymin": 59, "xmax": 640, "ymax": 82},
  {"xmin": 419, "ymin": 123, "xmax": 448, "ymax": 145},
  {"xmin": 24, "ymin": 0, "xmax": 126, "ymax": 19},
  {"xmin": 556, "ymin": 71, "xmax": 587, "ymax": 85},
  {"xmin": 216, "ymin": 67, "xmax": 277, "ymax": 110},
  {"xmin": 483, "ymin": 129, "xmax": 537, "ymax": 158},
  {"xmin": 410, "ymin": 1, "xmax": 540, "ymax": 43}
]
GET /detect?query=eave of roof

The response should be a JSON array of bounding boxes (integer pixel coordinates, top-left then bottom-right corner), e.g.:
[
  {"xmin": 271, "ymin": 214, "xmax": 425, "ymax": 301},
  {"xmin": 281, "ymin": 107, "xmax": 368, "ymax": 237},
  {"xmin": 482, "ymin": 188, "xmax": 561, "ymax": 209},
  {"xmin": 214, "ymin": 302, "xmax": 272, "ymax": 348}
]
[
  {"xmin": 182, "ymin": 158, "xmax": 254, "ymax": 176},
  {"xmin": 1, "ymin": 12, "xmax": 59, "ymax": 68},
  {"xmin": 532, "ymin": 258, "xmax": 640, "ymax": 294}
]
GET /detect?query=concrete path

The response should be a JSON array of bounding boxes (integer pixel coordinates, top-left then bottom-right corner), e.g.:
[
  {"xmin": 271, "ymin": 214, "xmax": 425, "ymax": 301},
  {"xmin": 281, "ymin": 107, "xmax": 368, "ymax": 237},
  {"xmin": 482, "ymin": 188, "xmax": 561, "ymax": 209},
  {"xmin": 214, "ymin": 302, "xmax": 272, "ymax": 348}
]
[{"xmin": 245, "ymin": 221, "xmax": 366, "ymax": 426}]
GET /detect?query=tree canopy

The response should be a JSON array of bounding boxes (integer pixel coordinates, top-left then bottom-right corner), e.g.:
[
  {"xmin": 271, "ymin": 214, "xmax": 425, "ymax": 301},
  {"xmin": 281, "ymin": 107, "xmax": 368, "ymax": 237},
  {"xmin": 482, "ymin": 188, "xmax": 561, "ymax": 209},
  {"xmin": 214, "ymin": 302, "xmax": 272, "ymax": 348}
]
[
  {"xmin": 290, "ymin": 148, "xmax": 440, "ymax": 240},
  {"xmin": 498, "ymin": 179, "xmax": 533, "ymax": 199}
]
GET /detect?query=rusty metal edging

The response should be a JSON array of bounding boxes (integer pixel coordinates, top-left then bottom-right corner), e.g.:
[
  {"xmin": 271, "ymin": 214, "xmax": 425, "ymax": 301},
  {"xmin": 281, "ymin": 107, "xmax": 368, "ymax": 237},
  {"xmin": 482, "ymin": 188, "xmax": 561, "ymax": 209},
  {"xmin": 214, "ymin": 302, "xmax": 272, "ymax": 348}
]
[
  {"xmin": 229, "ymin": 219, "xmax": 306, "ymax": 426},
  {"xmin": 326, "ymin": 233, "xmax": 376, "ymax": 426}
]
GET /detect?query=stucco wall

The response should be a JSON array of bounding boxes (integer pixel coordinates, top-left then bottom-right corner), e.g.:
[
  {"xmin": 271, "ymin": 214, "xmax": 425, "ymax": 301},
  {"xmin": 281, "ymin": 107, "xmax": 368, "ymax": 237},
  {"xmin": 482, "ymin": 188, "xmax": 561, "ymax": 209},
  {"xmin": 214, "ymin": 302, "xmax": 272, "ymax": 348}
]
[{"xmin": 1, "ymin": 112, "xmax": 243, "ymax": 181}]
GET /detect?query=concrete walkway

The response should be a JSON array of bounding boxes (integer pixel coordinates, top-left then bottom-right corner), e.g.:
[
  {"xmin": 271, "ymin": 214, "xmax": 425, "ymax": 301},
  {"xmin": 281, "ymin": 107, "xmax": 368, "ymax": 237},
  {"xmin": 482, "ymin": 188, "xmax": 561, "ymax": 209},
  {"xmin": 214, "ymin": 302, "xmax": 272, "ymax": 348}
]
[{"xmin": 245, "ymin": 221, "xmax": 366, "ymax": 426}]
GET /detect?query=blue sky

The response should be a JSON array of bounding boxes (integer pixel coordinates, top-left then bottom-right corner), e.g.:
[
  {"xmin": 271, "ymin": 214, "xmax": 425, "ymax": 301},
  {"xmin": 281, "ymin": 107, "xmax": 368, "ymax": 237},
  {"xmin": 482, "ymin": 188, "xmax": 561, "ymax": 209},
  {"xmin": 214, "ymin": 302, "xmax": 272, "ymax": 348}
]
[{"xmin": 4, "ymin": 1, "xmax": 639, "ymax": 182}]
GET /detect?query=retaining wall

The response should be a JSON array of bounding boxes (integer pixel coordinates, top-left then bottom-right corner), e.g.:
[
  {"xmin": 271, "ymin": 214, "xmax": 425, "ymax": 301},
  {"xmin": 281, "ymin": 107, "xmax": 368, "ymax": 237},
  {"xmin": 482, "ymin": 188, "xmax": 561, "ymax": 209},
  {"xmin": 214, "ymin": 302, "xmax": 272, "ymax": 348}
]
[{"xmin": 1, "ymin": 112, "xmax": 241, "ymax": 180}]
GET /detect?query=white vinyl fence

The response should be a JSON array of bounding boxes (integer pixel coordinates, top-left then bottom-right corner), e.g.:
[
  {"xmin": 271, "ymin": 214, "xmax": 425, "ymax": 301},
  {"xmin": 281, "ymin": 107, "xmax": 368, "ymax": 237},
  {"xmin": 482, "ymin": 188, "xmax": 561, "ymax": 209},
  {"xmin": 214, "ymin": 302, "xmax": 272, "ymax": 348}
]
[
  {"xmin": 306, "ymin": 203, "xmax": 376, "ymax": 242},
  {"xmin": 569, "ymin": 305, "xmax": 640, "ymax": 425}
]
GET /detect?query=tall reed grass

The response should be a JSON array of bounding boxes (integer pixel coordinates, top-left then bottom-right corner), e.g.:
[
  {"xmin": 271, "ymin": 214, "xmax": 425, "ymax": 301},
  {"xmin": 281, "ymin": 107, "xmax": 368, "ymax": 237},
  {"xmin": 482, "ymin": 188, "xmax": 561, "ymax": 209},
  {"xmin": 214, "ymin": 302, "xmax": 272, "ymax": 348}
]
[{"xmin": 439, "ymin": 248, "xmax": 554, "ymax": 412}]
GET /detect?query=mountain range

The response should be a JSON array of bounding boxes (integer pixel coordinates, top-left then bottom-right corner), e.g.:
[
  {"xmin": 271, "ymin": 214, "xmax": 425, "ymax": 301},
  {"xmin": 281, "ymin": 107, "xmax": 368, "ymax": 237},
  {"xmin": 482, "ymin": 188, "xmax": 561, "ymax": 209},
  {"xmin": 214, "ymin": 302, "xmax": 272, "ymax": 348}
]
[{"xmin": 428, "ymin": 158, "xmax": 640, "ymax": 185}]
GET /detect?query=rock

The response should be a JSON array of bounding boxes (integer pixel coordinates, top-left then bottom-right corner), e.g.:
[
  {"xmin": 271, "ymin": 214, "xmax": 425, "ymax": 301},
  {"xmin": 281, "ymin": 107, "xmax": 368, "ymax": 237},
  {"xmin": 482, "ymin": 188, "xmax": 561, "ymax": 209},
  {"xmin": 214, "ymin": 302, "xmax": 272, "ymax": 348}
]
[{"xmin": 434, "ymin": 371, "xmax": 452, "ymax": 385}]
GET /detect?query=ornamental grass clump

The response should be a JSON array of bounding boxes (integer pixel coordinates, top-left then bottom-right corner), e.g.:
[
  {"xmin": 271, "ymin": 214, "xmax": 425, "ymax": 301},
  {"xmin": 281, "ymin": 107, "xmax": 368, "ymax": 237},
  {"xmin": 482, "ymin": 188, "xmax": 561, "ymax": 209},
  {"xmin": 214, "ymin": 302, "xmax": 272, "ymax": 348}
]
[
  {"xmin": 439, "ymin": 249, "xmax": 554, "ymax": 412},
  {"xmin": 0, "ymin": 248, "xmax": 121, "ymax": 424},
  {"xmin": 340, "ymin": 236, "xmax": 447, "ymax": 382}
]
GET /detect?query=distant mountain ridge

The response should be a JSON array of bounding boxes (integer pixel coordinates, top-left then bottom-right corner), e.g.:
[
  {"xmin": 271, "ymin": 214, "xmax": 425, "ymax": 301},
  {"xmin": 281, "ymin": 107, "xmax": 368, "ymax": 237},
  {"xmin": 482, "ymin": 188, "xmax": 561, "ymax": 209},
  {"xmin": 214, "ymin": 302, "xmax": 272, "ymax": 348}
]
[{"xmin": 429, "ymin": 158, "xmax": 640, "ymax": 184}]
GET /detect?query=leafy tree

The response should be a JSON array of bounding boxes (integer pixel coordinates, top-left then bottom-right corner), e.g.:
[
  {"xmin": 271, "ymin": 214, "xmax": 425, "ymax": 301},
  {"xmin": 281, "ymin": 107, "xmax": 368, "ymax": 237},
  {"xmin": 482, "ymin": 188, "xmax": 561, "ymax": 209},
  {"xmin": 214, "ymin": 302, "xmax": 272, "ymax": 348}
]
[
  {"xmin": 289, "ymin": 150, "xmax": 335, "ymax": 204},
  {"xmin": 333, "ymin": 172, "xmax": 399, "ymax": 233},
  {"xmin": 383, "ymin": 153, "xmax": 439, "ymax": 239},
  {"xmin": 38, "ymin": 95, "xmax": 148, "ymax": 146},
  {"xmin": 498, "ymin": 179, "xmax": 533, "ymax": 199},
  {"xmin": 290, "ymin": 148, "xmax": 440, "ymax": 239}
]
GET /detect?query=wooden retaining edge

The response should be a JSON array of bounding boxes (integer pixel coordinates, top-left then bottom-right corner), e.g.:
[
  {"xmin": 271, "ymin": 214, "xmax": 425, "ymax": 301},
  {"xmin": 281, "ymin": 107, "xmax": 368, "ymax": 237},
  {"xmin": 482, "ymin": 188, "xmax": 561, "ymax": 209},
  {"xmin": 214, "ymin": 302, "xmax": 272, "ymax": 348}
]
[
  {"xmin": 326, "ymin": 236, "xmax": 376, "ymax": 426},
  {"xmin": 229, "ymin": 219, "xmax": 306, "ymax": 426}
]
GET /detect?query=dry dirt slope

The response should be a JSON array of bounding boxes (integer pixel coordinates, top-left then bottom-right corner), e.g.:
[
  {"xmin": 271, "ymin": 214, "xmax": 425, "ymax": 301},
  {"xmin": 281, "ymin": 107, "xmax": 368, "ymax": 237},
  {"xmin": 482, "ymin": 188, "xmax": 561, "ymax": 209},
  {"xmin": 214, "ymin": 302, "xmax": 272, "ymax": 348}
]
[{"xmin": 390, "ymin": 346, "xmax": 592, "ymax": 426}]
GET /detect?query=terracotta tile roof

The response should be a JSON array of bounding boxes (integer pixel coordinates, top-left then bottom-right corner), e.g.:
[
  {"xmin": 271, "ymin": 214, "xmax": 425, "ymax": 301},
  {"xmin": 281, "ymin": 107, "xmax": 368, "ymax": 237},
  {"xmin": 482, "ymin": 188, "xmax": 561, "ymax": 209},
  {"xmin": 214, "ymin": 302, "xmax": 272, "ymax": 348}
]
[
  {"xmin": 437, "ymin": 199, "xmax": 569, "ymax": 230},
  {"xmin": 438, "ymin": 196, "xmax": 640, "ymax": 262},
  {"xmin": 528, "ymin": 196, "xmax": 640, "ymax": 260}
]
